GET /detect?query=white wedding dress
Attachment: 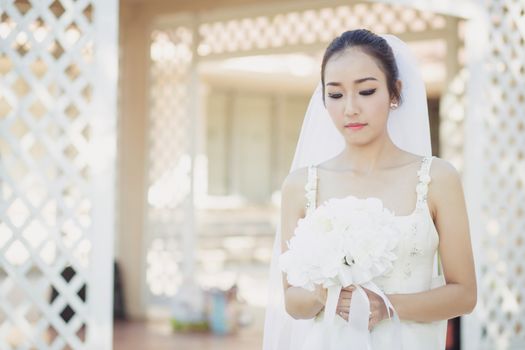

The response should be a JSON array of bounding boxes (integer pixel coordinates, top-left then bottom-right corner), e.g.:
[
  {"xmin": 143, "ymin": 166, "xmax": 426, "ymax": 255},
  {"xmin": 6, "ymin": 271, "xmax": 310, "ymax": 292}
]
[{"xmin": 301, "ymin": 155, "xmax": 447, "ymax": 350}]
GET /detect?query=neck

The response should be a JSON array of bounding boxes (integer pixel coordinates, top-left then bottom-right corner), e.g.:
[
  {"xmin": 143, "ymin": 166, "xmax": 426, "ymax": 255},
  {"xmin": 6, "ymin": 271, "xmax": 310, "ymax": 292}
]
[{"xmin": 337, "ymin": 135, "xmax": 400, "ymax": 175}]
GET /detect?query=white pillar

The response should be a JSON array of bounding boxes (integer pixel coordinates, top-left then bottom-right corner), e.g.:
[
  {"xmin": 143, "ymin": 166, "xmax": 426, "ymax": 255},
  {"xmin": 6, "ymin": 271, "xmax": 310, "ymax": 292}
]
[
  {"xmin": 88, "ymin": 0, "xmax": 119, "ymax": 348},
  {"xmin": 461, "ymin": 4, "xmax": 489, "ymax": 350}
]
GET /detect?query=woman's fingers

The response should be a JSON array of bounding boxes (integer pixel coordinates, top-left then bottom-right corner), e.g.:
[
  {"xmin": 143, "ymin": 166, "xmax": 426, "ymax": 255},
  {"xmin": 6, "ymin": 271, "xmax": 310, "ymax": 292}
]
[
  {"xmin": 336, "ymin": 308, "xmax": 349, "ymax": 321},
  {"xmin": 368, "ymin": 315, "xmax": 375, "ymax": 331},
  {"xmin": 342, "ymin": 285, "xmax": 356, "ymax": 292},
  {"xmin": 337, "ymin": 297, "xmax": 352, "ymax": 314},
  {"xmin": 337, "ymin": 290, "xmax": 352, "ymax": 303},
  {"xmin": 362, "ymin": 287, "xmax": 387, "ymax": 319},
  {"xmin": 335, "ymin": 286, "xmax": 354, "ymax": 318},
  {"xmin": 340, "ymin": 289, "xmax": 354, "ymax": 299},
  {"xmin": 369, "ymin": 297, "xmax": 383, "ymax": 311},
  {"xmin": 336, "ymin": 286, "xmax": 392, "ymax": 329},
  {"xmin": 336, "ymin": 287, "xmax": 382, "ymax": 330},
  {"xmin": 337, "ymin": 299, "xmax": 351, "ymax": 309},
  {"xmin": 339, "ymin": 290, "xmax": 353, "ymax": 299},
  {"xmin": 337, "ymin": 290, "xmax": 352, "ymax": 309}
]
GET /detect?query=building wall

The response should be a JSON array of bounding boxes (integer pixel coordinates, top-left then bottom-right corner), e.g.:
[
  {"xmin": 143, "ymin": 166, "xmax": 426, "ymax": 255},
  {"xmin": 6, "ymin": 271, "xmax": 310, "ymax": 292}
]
[{"xmin": 206, "ymin": 88, "xmax": 307, "ymax": 202}]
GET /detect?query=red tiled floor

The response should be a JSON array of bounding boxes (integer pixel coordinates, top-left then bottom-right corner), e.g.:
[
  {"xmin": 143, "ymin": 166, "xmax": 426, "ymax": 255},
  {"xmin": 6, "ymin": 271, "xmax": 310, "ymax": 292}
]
[{"xmin": 113, "ymin": 320, "xmax": 263, "ymax": 350}]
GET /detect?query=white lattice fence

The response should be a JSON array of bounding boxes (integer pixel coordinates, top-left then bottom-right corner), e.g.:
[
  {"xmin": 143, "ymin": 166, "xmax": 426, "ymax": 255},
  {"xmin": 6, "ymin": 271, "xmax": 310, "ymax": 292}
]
[
  {"xmin": 0, "ymin": 0, "xmax": 117, "ymax": 349},
  {"xmin": 439, "ymin": 20, "xmax": 466, "ymax": 172},
  {"xmin": 474, "ymin": 0, "xmax": 525, "ymax": 349},
  {"xmin": 145, "ymin": 26, "xmax": 194, "ymax": 302},
  {"xmin": 198, "ymin": 1, "xmax": 447, "ymax": 57},
  {"xmin": 439, "ymin": 67, "xmax": 466, "ymax": 171}
]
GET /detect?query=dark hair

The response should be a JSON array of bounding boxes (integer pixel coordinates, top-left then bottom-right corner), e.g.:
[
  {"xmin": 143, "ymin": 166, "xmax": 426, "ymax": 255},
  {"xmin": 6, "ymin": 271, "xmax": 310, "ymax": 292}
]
[{"xmin": 321, "ymin": 29, "xmax": 401, "ymax": 105}]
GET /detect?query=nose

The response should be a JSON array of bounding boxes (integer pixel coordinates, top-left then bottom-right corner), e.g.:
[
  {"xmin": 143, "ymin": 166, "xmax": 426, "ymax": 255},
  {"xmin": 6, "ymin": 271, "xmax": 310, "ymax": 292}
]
[{"xmin": 343, "ymin": 95, "xmax": 359, "ymax": 117}]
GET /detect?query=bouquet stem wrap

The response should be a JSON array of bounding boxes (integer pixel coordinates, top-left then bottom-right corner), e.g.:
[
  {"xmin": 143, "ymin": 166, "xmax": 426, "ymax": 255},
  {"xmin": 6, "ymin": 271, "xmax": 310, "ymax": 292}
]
[{"xmin": 323, "ymin": 282, "xmax": 402, "ymax": 350}]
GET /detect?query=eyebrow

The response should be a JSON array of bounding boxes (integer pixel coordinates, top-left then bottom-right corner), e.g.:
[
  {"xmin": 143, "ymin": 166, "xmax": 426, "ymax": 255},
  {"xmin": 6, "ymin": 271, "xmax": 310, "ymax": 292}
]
[{"xmin": 326, "ymin": 77, "xmax": 378, "ymax": 86}]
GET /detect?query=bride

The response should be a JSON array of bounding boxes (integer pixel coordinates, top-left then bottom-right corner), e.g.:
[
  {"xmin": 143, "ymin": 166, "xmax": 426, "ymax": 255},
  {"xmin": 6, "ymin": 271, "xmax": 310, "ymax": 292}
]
[{"xmin": 263, "ymin": 29, "xmax": 477, "ymax": 349}]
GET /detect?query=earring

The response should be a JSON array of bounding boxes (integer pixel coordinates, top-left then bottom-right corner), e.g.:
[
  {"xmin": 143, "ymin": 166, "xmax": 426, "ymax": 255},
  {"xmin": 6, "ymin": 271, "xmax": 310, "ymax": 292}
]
[{"xmin": 390, "ymin": 101, "xmax": 398, "ymax": 109}]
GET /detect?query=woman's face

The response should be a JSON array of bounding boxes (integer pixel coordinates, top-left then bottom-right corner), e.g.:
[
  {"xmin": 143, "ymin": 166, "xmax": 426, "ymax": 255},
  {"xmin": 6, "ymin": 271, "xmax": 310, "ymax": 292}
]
[{"xmin": 324, "ymin": 47, "xmax": 393, "ymax": 146}]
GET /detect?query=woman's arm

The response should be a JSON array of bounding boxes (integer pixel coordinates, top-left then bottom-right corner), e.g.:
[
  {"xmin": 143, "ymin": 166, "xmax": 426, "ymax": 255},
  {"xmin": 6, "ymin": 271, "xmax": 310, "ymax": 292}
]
[
  {"xmin": 280, "ymin": 169, "xmax": 328, "ymax": 319},
  {"xmin": 386, "ymin": 158, "xmax": 477, "ymax": 322}
]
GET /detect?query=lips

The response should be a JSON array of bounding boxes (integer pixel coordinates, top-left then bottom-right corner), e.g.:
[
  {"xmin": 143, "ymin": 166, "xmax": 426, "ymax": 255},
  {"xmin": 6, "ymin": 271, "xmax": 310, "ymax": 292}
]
[{"xmin": 344, "ymin": 123, "xmax": 367, "ymax": 128}]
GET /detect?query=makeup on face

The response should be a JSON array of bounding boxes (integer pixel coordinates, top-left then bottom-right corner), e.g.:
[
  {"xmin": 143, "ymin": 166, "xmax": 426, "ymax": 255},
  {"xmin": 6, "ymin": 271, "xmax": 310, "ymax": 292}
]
[
  {"xmin": 322, "ymin": 49, "xmax": 392, "ymax": 142},
  {"xmin": 344, "ymin": 123, "xmax": 367, "ymax": 131}
]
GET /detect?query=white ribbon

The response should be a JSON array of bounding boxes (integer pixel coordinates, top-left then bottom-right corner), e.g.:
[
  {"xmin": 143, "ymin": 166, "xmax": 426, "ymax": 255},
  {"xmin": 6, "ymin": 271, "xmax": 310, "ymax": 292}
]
[{"xmin": 323, "ymin": 282, "xmax": 402, "ymax": 350}]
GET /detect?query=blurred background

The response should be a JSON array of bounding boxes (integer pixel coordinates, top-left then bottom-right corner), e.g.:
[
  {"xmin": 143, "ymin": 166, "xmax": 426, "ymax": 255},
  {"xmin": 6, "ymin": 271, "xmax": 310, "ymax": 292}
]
[{"xmin": 1, "ymin": 0, "xmax": 524, "ymax": 349}]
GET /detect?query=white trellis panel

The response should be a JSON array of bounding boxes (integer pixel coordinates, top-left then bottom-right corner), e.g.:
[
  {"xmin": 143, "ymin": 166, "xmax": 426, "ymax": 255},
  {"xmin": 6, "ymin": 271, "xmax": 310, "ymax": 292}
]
[
  {"xmin": 0, "ymin": 0, "xmax": 117, "ymax": 349},
  {"xmin": 197, "ymin": 1, "xmax": 449, "ymax": 59},
  {"xmin": 439, "ymin": 67, "xmax": 467, "ymax": 171},
  {"xmin": 145, "ymin": 20, "xmax": 196, "ymax": 305},
  {"xmin": 470, "ymin": 1, "xmax": 525, "ymax": 349}
]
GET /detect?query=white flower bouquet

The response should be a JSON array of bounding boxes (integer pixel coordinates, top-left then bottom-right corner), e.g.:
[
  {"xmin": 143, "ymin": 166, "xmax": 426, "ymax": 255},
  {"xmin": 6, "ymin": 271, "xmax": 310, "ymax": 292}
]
[
  {"xmin": 279, "ymin": 196, "xmax": 402, "ymax": 349},
  {"xmin": 279, "ymin": 196, "xmax": 400, "ymax": 290}
]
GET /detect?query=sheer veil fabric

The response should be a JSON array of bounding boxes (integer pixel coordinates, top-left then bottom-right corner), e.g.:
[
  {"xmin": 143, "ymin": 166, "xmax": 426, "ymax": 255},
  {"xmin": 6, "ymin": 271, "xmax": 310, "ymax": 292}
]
[{"xmin": 263, "ymin": 34, "xmax": 432, "ymax": 350}]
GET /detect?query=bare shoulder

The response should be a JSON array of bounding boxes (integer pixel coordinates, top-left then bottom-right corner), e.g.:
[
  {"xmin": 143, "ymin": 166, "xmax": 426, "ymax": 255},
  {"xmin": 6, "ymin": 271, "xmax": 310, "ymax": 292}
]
[
  {"xmin": 428, "ymin": 157, "xmax": 464, "ymax": 217},
  {"xmin": 280, "ymin": 167, "xmax": 310, "ymax": 234},
  {"xmin": 281, "ymin": 166, "xmax": 309, "ymax": 198},
  {"xmin": 429, "ymin": 157, "xmax": 462, "ymax": 185}
]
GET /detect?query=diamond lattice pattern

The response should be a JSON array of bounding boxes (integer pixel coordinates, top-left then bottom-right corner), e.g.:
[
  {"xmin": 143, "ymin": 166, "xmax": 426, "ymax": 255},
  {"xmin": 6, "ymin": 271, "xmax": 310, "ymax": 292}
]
[
  {"xmin": 198, "ymin": 2, "xmax": 447, "ymax": 56},
  {"xmin": 146, "ymin": 28, "xmax": 193, "ymax": 300},
  {"xmin": 477, "ymin": 0, "xmax": 525, "ymax": 348},
  {"xmin": 1, "ymin": 1, "xmax": 96, "ymax": 348}
]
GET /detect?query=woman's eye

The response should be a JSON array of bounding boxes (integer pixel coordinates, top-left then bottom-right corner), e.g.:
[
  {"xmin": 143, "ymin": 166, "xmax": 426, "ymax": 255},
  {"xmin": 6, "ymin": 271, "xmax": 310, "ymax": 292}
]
[
  {"xmin": 359, "ymin": 89, "xmax": 376, "ymax": 96},
  {"xmin": 328, "ymin": 93, "xmax": 343, "ymax": 99}
]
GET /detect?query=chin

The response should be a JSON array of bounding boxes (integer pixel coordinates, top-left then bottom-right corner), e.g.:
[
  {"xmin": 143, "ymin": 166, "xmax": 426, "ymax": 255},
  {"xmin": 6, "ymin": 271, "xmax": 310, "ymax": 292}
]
[
  {"xmin": 344, "ymin": 137, "xmax": 373, "ymax": 147},
  {"xmin": 342, "ymin": 133, "xmax": 382, "ymax": 147}
]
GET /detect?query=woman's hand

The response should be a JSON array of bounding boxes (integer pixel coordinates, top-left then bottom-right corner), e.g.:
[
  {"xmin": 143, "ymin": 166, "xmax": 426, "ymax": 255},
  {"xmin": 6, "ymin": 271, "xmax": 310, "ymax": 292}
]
[
  {"xmin": 315, "ymin": 284, "xmax": 328, "ymax": 306},
  {"xmin": 335, "ymin": 285, "xmax": 355, "ymax": 320},
  {"xmin": 364, "ymin": 287, "xmax": 393, "ymax": 330},
  {"xmin": 335, "ymin": 285, "xmax": 393, "ymax": 330}
]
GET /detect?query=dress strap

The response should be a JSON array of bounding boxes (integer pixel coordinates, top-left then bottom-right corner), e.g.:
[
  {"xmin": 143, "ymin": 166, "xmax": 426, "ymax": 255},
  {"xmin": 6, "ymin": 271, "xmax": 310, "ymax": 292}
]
[
  {"xmin": 415, "ymin": 156, "xmax": 434, "ymax": 209},
  {"xmin": 305, "ymin": 165, "xmax": 318, "ymax": 214}
]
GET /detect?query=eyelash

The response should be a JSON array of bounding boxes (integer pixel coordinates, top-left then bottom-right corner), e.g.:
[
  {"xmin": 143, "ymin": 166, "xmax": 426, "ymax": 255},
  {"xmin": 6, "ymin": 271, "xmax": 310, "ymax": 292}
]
[
  {"xmin": 328, "ymin": 89, "xmax": 377, "ymax": 99},
  {"xmin": 360, "ymin": 89, "xmax": 376, "ymax": 96}
]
